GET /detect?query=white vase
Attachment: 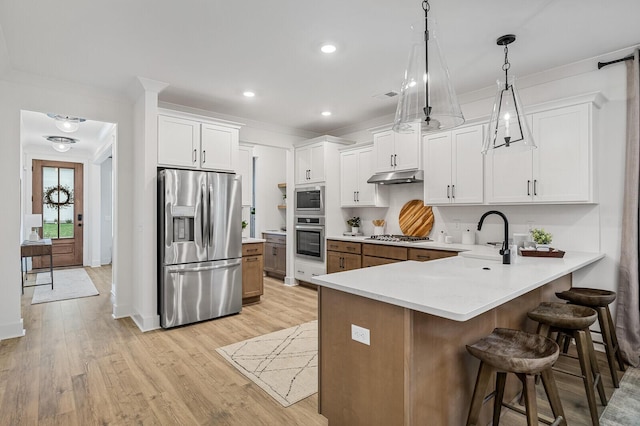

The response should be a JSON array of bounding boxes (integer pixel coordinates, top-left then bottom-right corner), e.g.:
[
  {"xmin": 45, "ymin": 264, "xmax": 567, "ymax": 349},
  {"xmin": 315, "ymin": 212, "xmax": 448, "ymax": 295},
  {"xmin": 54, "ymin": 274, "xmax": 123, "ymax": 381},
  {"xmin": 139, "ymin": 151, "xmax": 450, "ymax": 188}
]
[
  {"xmin": 373, "ymin": 226, "xmax": 385, "ymax": 235},
  {"xmin": 351, "ymin": 227, "xmax": 359, "ymax": 234}
]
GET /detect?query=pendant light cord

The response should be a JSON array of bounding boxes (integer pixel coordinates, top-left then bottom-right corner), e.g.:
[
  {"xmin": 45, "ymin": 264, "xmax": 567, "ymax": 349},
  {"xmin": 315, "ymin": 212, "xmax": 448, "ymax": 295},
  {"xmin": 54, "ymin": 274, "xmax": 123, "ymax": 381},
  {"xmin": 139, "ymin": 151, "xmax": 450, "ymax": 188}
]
[
  {"xmin": 423, "ymin": 0, "xmax": 431, "ymax": 124},
  {"xmin": 502, "ymin": 43, "xmax": 511, "ymax": 90}
]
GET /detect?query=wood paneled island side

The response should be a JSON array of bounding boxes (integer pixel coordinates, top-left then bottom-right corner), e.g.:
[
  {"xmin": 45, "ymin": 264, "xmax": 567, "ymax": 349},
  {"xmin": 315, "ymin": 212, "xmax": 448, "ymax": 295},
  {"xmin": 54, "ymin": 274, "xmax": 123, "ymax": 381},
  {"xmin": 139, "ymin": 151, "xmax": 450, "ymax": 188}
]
[{"xmin": 311, "ymin": 253, "xmax": 603, "ymax": 425}]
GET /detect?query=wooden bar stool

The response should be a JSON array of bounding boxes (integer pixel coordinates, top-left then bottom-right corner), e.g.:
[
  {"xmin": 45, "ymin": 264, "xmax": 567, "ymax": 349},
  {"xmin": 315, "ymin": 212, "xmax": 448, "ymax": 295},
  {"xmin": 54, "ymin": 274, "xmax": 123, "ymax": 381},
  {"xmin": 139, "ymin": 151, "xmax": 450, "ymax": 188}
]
[
  {"xmin": 556, "ymin": 288, "xmax": 626, "ymax": 387},
  {"xmin": 528, "ymin": 302, "xmax": 607, "ymax": 426},
  {"xmin": 466, "ymin": 328, "xmax": 566, "ymax": 426}
]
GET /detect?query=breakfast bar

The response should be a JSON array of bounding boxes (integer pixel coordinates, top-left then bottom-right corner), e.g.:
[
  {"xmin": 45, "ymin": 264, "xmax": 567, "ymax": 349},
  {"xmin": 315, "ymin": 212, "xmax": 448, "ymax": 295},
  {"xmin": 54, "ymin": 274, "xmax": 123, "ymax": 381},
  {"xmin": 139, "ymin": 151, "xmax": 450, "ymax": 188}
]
[{"xmin": 311, "ymin": 252, "xmax": 604, "ymax": 425}]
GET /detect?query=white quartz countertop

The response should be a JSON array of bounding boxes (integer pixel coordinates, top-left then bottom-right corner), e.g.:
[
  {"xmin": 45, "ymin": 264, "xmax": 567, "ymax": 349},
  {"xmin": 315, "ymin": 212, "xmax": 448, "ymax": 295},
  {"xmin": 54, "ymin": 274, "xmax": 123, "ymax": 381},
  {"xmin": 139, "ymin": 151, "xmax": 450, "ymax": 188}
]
[
  {"xmin": 262, "ymin": 230, "xmax": 287, "ymax": 236},
  {"xmin": 311, "ymin": 251, "xmax": 604, "ymax": 322},
  {"xmin": 242, "ymin": 237, "xmax": 266, "ymax": 244}
]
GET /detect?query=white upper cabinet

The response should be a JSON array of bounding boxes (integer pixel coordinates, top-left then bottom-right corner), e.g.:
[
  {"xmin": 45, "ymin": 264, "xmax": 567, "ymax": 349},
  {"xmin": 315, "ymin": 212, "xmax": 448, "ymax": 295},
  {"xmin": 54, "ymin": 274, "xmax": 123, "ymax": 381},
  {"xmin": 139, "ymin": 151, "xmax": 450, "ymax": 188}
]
[
  {"xmin": 157, "ymin": 111, "xmax": 241, "ymax": 172},
  {"xmin": 237, "ymin": 145, "xmax": 253, "ymax": 206},
  {"xmin": 371, "ymin": 123, "xmax": 421, "ymax": 173},
  {"xmin": 158, "ymin": 115, "xmax": 201, "ymax": 168},
  {"xmin": 340, "ymin": 145, "xmax": 388, "ymax": 207},
  {"xmin": 486, "ymin": 100, "xmax": 597, "ymax": 204},
  {"xmin": 295, "ymin": 142, "xmax": 326, "ymax": 184},
  {"xmin": 424, "ymin": 124, "xmax": 484, "ymax": 205}
]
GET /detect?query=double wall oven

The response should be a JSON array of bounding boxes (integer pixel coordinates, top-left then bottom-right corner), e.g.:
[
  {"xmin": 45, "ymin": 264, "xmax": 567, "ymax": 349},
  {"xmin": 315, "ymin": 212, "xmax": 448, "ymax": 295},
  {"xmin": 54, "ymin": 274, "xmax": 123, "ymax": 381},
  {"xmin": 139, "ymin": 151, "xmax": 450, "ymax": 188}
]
[{"xmin": 294, "ymin": 186, "xmax": 325, "ymax": 262}]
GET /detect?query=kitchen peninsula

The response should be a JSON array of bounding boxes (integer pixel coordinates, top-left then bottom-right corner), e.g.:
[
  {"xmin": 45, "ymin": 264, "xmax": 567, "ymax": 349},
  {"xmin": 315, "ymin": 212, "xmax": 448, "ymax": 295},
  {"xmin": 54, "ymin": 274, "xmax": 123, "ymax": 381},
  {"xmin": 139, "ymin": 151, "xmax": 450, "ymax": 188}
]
[{"xmin": 311, "ymin": 250, "xmax": 603, "ymax": 425}]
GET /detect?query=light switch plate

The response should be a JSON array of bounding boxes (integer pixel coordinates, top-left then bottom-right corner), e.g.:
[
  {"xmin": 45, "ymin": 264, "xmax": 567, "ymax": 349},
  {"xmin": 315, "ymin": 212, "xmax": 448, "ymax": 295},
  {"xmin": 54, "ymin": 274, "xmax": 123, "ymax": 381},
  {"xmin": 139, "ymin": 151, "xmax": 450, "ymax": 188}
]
[{"xmin": 351, "ymin": 324, "xmax": 370, "ymax": 346}]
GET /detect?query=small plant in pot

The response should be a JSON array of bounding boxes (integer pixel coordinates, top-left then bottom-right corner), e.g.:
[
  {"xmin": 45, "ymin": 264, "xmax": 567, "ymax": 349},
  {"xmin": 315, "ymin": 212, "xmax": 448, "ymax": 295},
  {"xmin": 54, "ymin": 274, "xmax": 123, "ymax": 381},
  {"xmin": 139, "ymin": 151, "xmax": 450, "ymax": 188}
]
[
  {"xmin": 347, "ymin": 216, "xmax": 361, "ymax": 234},
  {"xmin": 242, "ymin": 220, "xmax": 248, "ymax": 230},
  {"xmin": 531, "ymin": 228, "xmax": 552, "ymax": 250}
]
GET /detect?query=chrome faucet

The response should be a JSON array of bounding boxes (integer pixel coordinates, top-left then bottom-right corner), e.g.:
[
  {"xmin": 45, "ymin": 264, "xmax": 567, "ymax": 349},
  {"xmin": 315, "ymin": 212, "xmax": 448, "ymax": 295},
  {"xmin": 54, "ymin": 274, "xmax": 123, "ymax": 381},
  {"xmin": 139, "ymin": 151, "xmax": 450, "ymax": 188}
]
[{"xmin": 477, "ymin": 210, "xmax": 510, "ymax": 264}]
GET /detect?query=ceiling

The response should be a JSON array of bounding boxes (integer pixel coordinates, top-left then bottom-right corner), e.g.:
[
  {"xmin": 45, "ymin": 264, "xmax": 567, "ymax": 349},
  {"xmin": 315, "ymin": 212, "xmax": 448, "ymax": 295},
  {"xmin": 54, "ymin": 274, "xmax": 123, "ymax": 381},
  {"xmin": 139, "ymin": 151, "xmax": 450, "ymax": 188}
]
[{"xmin": 1, "ymin": 0, "xmax": 638, "ymax": 135}]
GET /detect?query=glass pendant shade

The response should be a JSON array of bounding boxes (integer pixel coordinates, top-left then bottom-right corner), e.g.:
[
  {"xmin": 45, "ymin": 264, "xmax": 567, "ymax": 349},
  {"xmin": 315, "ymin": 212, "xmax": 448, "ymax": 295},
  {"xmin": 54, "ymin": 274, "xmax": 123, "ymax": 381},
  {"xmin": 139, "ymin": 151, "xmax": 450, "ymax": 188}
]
[
  {"xmin": 45, "ymin": 136, "xmax": 77, "ymax": 153},
  {"xmin": 52, "ymin": 142, "xmax": 72, "ymax": 152},
  {"xmin": 482, "ymin": 76, "xmax": 535, "ymax": 154},
  {"xmin": 393, "ymin": 19, "xmax": 464, "ymax": 134},
  {"xmin": 46, "ymin": 113, "xmax": 85, "ymax": 133}
]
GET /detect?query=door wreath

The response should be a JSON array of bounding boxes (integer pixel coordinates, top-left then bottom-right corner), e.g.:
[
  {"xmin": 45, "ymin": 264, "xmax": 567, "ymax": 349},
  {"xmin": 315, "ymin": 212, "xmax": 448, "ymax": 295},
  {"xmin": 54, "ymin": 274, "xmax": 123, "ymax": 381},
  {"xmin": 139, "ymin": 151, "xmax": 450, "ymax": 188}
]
[{"xmin": 43, "ymin": 184, "xmax": 74, "ymax": 208}]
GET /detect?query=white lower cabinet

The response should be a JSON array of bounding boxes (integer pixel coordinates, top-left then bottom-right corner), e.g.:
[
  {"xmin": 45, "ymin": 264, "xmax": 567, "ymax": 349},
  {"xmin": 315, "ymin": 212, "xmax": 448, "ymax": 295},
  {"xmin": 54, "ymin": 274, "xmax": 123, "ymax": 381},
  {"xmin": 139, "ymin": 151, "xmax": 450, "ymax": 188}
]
[
  {"xmin": 340, "ymin": 145, "xmax": 388, "ymax": 207},
  {"xmin": 486, "ymin": 102, "xmax": 595, "ymax": 204},
  {"xmin": 423, "ymin": 124, "xmax": 484, "ymax": 205}
]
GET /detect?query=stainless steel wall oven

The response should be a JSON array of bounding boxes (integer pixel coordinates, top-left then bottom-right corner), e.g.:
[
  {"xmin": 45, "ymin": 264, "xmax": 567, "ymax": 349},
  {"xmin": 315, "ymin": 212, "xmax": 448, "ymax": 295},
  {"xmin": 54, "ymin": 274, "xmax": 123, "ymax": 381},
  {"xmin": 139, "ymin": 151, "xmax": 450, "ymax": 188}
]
[
  {"xmin": 294, "ymin": 186, "xmax": 325, "ymax": 216},
  {"xmin": 295, "ymin": 216, "xmax": 325, "ymax": 262}
]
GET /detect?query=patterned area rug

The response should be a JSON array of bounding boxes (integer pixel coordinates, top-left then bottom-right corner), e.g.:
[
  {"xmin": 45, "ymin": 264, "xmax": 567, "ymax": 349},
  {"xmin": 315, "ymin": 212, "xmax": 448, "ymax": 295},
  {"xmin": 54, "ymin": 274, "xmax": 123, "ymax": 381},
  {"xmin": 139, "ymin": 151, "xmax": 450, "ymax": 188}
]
[
  {"xmin": 600, "ymin": 367, "xmax": 640, "ymax": 425},
  {"xmin": 216, "ymin": 321, "xmax": 317, "ymax": 407},
  {"xmin": 32, "ymin": 268, "xmax": 99, "ymax": 304}
]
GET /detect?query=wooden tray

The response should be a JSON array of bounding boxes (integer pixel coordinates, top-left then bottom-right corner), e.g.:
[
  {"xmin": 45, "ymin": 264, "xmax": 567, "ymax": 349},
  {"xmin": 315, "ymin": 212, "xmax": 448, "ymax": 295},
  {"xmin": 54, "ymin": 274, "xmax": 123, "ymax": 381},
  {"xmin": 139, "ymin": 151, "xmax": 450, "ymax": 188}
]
[
  {"xmin": 399, "ymin": 200, "xmax": 434, "ymax": 237},
  {"xmin": 519, "ymin": 248, "xmax": 565, "ymax": 258}
]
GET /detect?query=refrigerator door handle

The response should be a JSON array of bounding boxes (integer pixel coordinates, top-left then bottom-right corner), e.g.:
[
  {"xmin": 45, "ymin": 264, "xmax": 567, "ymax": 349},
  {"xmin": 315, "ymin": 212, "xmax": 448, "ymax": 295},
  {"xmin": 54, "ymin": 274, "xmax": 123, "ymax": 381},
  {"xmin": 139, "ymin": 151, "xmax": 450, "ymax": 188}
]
[
  {"xmin": 209, "ymin": 183, "xmax": 215, "ymax": 244},
  {"xmin": 168, "ymin": 262, "xmax": 241, "ymax": 274}
]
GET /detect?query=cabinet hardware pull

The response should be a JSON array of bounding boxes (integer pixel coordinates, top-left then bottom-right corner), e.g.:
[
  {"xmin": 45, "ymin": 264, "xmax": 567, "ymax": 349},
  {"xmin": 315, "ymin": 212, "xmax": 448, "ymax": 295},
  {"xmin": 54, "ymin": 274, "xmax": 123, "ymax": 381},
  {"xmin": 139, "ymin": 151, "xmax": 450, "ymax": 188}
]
[
  {"xmin": 347, "ymin": 247, "xmax": 355, "ymax": 251},
  {"xmin": 452, "ymin": 185, "xmax": 455, "ymax": 199},
  {"xmin": 447, "ymin": 185, "xmax": 450, "ymax": 198},
  {"xmin": 417, "ymin": 255, "xmax": 430, "ymax": 260},
  {"xmin": 390, "ymin": 154, "xmax": 393, "ymax": 167},
  {"xmin": 202, "ymin": 150, "xmax": 206, "ymax": 163},
  {"xmin": 534, "ymin": 179, "xmax": 538, "ymax": 196},
  {"xmin": 246, "ymin": 258, "xmax": 258, "ymax": 262},
  {"xmin": 193, "ymin": 149, "xmax": 197, "ymax": 163},
  {"xmin": 394, "ymin": 154, "xmax": 397, "ymax": 167},
  {"xmin": 356, "ymin": 191, "xmax": 359, "ymax": 202},
  {"xmin": 354, "ymin": 191, "xmax": 356, "ymax": 202},
  {"xmin": 527, "ymin": 180, "xmax": 531, "ymax": 196}
]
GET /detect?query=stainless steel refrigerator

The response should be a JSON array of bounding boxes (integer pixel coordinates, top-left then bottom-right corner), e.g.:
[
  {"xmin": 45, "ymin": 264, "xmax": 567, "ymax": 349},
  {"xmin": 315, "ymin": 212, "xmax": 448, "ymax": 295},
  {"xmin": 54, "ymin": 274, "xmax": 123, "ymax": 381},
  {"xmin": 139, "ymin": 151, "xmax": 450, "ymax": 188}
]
[{"xmin": 158, "ymin": 168, "xmax": 242, "ymax": 328}]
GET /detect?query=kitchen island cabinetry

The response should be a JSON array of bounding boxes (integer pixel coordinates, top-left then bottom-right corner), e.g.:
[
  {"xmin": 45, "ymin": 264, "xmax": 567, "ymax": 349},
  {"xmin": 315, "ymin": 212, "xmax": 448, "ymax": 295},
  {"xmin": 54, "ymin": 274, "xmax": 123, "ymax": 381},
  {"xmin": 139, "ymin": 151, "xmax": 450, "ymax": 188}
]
[
  {"xmin": 362, "ymin": 243, "xmax": 407, "ymax": 267},
  {"xmin": 313, "ymin": 252, "xmax": 603, "ymax": 425},
  {"xmin": 339, "ymin": 145, "xmax": 388, "ymax": 207},
  {"xmin": 486, "ymin": 95, "xmax": 602, "ymax": 204},
  {"xmin": 326, "ymin": 240, "xmax": 361, "ymax": 273},
  {"xmin": 263, "ymin": 232, "xmax": 286, "ymax": 279},
  {"xmin": 242, "ymin": 242, "xmax": 264, "ymax": 304},
  {"xmin": 157, "ymin": 110, "xmax": 240, "ymax": 172},
  {"xmin": 423, "ymin": 124, "xmax": 484, "ymax": 205},
  {"xmin": 371, "ymin": 123, "xmax": 421, "ymax": 173}
]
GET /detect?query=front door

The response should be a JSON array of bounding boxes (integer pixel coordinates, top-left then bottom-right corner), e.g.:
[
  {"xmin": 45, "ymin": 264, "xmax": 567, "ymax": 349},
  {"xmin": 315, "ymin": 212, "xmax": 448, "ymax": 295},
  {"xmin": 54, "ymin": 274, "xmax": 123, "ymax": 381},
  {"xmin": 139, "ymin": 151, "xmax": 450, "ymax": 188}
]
[{"xmin": 32, "ymin": 160, "xmax": 84, "ymax": 268}]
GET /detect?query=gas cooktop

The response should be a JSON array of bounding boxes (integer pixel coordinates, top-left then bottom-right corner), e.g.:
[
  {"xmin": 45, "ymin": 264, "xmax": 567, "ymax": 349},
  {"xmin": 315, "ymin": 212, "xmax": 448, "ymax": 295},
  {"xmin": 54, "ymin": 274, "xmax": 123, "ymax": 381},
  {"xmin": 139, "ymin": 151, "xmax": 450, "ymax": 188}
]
[{"xmin": 366, "ymin": 234, "xmax": 432, "ymax": 243}]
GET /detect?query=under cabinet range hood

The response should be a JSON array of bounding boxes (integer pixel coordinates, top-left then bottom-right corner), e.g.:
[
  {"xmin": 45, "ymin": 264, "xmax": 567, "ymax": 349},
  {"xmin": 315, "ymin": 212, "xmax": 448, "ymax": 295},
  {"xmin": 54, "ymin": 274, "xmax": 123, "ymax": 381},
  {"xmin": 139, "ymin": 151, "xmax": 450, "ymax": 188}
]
[{"xmin": 367, "ymin": 169, "xmax": 424, "ymax": 185}]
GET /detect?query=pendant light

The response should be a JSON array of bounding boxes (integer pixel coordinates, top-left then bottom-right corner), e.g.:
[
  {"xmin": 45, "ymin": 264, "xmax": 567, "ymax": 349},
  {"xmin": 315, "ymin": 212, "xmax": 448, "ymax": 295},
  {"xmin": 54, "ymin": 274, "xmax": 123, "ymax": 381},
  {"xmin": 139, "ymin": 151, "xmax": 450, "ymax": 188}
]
[
  {"xmin": 482, "ymin": 35, "xmax": 535, "ymax": 154},
  {"xmin": 47, "ymin": 113, "xmax": 86, "ymax": 133},
  {"xmin": 45, "ymin": 136, "xmax": 77, "ymax": 152},
  {"xmin": 392, "ymin": 0, "xmax": 464, "ymax": 134}
]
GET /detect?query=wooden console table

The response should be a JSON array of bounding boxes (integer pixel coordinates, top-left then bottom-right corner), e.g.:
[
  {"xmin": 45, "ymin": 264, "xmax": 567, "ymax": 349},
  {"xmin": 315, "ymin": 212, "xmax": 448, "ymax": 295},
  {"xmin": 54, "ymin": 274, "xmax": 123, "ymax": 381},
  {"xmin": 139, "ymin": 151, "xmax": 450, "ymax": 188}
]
[{"xmin": 20, "ymin": 239, "xmax": 53, "ymax": 294}]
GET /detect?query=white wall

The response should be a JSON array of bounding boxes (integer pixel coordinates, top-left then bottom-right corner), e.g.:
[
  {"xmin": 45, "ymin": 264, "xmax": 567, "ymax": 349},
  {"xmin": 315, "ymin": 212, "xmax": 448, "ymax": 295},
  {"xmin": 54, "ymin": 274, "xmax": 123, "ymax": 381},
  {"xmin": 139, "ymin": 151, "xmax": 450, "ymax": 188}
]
[
  {"xmin": 338, "ymin": 58, "xmax": 628, "ymax": 314},
  {"xmin": 0, "ymin": 75, "xmax": 134, "ymax": 341},
  {"xmin": 100, "ymin": 157, "xmax": 113, "ymax": 265}
]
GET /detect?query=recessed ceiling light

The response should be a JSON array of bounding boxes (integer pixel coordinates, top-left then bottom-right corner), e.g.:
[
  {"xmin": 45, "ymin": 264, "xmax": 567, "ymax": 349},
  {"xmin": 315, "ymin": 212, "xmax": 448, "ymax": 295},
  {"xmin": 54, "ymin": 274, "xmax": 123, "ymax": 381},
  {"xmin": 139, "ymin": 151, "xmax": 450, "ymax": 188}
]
[
  {"xmin": 320, "ymin": 44, "xmax": 337, "ymax": 54},
  {"xmin": 243, "ymin": 91, "xmax": 255, "ymax": 98},
  {"xmin": 321, "ymin": 111, "xmax": 332, "ymax": 117}
]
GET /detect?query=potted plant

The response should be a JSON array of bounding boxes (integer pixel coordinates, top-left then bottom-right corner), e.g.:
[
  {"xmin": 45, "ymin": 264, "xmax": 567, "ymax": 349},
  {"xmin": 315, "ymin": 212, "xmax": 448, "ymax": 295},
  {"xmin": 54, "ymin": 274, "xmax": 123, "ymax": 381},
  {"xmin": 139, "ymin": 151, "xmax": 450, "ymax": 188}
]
[
  {"xmin": 242, "ymin": 220, "xmax": 248, "ymax": 230},
  {"xmin": 530, "ymin": 228, "xmax": 552, "ymax": 249},
  {"xmin": 347, "ymin": 216, "xmax": 361, "ymax": 234}
]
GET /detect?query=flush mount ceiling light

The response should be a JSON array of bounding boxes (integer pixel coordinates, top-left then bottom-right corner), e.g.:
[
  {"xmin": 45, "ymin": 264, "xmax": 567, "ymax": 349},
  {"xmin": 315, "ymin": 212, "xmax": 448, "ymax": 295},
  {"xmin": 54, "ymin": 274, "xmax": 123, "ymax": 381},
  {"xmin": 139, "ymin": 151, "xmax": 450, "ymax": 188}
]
[
  {"xmin": 320, "ymin": 44, "xmax": 337, "ymax": 54},
  {"xmin": 482, "ymin": 34, "xmax": 535, "ymax": 155},
  {"xmin": 321, "ymin": 111, "xmax": 332, "ymax": 117},
  {"xmin": 243, "ymin": 91, "xmax": 255, "ymax": 98},
  {"xmin": 392, "ymin": 0, "xmax": 464, "ymax": 134},
  {"xmin": 45, "ymin": 135, "xmax": 78, "ymax": 153},
  {"xmin": 46, "ymin": 113, "xmax": 86, "ymax": 133}
]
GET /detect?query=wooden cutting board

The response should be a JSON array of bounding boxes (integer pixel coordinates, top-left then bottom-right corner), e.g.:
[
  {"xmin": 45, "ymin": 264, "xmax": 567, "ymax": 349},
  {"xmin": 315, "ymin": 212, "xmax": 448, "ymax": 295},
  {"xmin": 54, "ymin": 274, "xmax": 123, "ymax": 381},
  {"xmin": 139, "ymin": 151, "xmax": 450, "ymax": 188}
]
[{"xmin": 399, "ymin": 200, "xmax": 434, "ymax": 237}]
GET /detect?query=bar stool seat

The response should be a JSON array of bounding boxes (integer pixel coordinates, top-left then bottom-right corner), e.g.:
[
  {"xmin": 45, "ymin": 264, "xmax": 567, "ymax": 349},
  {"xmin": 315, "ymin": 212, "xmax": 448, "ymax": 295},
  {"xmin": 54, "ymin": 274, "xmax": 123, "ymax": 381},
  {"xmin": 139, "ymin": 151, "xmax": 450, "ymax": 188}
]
[
  {"xmin": 466, "ymin": 328, "xmax": 565, "ymax": 426},
  {"xmin": 528, "ymin": 302, "xmax": 606, "ymax": 426},
  {"xmin": 556, "ymin": 288, "xmax": 626, "ymax": 387}
]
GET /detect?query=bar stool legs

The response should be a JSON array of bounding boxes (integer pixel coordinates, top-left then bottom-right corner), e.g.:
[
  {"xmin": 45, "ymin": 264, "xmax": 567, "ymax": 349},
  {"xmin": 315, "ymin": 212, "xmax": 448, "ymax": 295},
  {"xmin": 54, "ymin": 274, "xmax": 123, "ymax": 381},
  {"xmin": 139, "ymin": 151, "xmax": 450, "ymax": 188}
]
[{"xmin": 597, "ymin": 305, "xmax": 627, "ymax": 387}]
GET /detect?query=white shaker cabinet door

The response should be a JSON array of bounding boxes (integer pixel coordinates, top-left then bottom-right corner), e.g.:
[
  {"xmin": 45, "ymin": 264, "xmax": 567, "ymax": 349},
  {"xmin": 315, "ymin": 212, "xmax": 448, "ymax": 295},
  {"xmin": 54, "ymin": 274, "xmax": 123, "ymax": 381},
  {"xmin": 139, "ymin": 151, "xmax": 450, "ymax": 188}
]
[
  {"xmin": 355, "ymin": 147, "xmax": 376, "ymax": 205},
  {"xmin": 486, "ymin": 149, "xmax": 533, "ymax": 203},
  {"xmin": 340, "ymin": 150, "xmax": 359, "ymax": 206},
  {"xmin": 532, "ymin": 104, "xmax": 590, "ymax": 202},
  {"xmin": 373, "ymin": 130, "xmax": 395, "ymax": 173},
  {"xmin": 295, "ymin": 146, "xmax": 311, "ymax": 184},
  {"xmin": 424, "ymin": 132, "xmax": 453, "ymax": 204},
  {"xmin": 200, "ymin": 123, "xmax": 238, "ymax": 172},
  {"xmin": 393, "ymin": 128, "xmax": 420, "ymax": 171},
  {"xmin": 452, "ymin": 125, "xmax": 484, "ymax": 204},
  {"xmin": 309, "ymin": 143, "xmax": 326, "ymax": 183},
  {"xmin": 158, "ymin": 115, "xmax": 200, "ymax": 168}
]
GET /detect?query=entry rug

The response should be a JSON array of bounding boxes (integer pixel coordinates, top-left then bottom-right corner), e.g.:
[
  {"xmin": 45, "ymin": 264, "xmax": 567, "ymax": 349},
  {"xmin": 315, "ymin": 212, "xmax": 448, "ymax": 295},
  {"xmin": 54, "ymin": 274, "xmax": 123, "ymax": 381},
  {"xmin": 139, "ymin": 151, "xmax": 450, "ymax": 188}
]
[
  {"xmin": 600, "ymin": 367, "xmax": 640, "ymax": 425},
  {"xmin": 32, "ymin": 268, "xmax": 99, "ymax": 304},
  {"xmin": 216, "ymin": 320, "xmax": 317, "ymax": 407}
]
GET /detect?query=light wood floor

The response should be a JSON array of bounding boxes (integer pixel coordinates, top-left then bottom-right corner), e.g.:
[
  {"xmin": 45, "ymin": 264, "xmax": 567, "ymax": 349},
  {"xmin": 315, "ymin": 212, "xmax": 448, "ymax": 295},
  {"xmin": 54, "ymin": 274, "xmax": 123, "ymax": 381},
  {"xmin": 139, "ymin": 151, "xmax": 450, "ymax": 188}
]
[{"xmin": 1, "ymin": 266, "xmax": 623, "ymax": 425}]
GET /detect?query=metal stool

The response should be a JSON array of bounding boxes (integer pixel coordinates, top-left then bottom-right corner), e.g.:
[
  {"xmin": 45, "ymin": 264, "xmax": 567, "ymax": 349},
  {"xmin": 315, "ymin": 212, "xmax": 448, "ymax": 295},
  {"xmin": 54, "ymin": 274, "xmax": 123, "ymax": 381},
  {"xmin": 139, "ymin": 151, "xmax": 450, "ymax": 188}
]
[
  {"xmin": 466, "ymin": 328, "xmax": 565, "ymax": 426},
  {"xmin": 556, "ymin": 288, "xmax": 626, "ymax": 387},
  {"xmin": 528, "ymin": 302, "xmax": 607, "ymax": 426}
]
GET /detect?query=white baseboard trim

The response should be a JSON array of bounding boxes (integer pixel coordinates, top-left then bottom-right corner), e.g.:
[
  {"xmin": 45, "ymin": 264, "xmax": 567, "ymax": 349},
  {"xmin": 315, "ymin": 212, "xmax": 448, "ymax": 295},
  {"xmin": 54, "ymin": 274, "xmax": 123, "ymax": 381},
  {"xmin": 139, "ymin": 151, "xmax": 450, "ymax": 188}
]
[
  {"xmin": 284, "ymin": 276, "xmax": 298, "ymax": 286},
  {"xmin": 90, "ymin": 259, "xmax": 101, "ymax": 268},
  {"xmin": 131, "ymin": 312, "xmax": 161, "ymax": 332},
  {"xmin": 112, "ymin": 302, "xmax": 132, "ymax": 319},
  {"xmin": 0, "ymin": 318, "xmax": 25, "ymax": 341}
]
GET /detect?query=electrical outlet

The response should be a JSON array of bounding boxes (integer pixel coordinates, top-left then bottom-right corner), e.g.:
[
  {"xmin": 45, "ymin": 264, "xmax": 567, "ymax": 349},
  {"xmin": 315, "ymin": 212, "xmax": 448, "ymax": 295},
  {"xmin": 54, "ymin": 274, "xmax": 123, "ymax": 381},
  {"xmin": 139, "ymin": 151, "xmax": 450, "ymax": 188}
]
[
  {"xmin": 351, "ymin": 324, "xmax": 370, "ymax": 346},
  {"xmin": 453, "ymin": 219, "xmax": 460, "ymax": 229}
]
